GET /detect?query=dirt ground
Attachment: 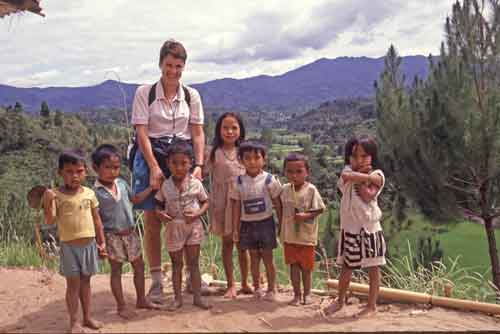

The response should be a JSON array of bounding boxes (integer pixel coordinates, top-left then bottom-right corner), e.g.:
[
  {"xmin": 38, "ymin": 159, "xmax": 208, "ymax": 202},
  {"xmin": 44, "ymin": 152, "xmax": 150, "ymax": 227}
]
[{"xmin": 0, "ymin": 267, "xmax": 499, "ymax": 333}]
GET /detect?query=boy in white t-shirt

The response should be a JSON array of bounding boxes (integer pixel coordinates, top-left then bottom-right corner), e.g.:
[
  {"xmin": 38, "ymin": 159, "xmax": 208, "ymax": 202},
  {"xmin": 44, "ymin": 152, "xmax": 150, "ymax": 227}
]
[{"xmin": 230, "ymin": 141, "xmax": 282, "ymax": 301}]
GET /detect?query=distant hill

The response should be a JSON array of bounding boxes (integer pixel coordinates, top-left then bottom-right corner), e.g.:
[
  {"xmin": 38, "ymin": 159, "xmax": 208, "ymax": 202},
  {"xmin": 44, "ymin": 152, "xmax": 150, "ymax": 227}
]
[
  {"xmin": 286, "ymin": 98, "xmax": 376, "ymax": 147},
  {"xmin": 0, "ymin": 56, "xmax": 430, "ymax": 113}
]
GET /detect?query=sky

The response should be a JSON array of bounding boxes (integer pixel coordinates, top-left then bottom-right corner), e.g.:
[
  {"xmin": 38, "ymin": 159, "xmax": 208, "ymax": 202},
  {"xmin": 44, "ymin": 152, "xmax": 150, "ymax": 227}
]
[{"xmin": 0, "ymin": 0, "xmax": 454, "ymax": 88}]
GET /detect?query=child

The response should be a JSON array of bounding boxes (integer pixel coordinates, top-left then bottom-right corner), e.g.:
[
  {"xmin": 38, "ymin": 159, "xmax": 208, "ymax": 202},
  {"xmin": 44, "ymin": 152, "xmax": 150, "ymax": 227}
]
[
  {"xmin": 324, "ymin": 135, "xmax": 386, "ymax": 317},
  {"xmin": 42, "ymin": 149, "xmax": 106, "ymax": 333},
  {"xmin": 231, "ymin": 140, "xmax": 282, "ymax": 301},
  {"xmin": 154, "ymin": 141, "xmax": 211, "ymax": 311},
  {"xmin": 206, "ymin": 112, "xmax": 252, "ymax": 299},
  {"xmin": 91, "ymin": 144, "xmax": 159, "ymax": 319},
  {"xmin": 280, "ymin": 153, "xmax": 325, "ymax": 306}
]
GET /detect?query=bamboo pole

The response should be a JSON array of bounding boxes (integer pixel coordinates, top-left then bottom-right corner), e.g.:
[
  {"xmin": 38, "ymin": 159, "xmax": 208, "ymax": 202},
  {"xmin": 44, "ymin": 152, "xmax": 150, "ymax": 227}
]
[{"xmin": 327, "ymin": 279, "xmax": 500, "ymax": 315}]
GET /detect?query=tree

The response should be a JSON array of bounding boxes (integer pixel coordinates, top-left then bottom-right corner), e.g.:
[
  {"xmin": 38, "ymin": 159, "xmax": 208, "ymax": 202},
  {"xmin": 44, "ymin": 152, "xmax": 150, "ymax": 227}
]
[
  {"xmin": 260, "ymin": 128, "xmax": 273, "ymax": 147},
  {"xmin": 376, "ymin": 0, "xmax": 500, "ymax": 292},
  {"xmin": 299, "ymin": 137, "xmax": 313, "ymax": 157},
  {"xmin": 40, "ymin": 101, "xmax": 50, "ymax": 118},
  {"xmin": 13, "ymin": 102, "xmax": 23, "ymax": 113},
  {"xmin": 54, "ymin": 110, "xmax": 63, "ymax": 127}
]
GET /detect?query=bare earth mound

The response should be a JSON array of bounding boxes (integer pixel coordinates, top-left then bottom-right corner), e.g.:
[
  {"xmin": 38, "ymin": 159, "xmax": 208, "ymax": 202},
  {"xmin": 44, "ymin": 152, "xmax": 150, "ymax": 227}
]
[{"xmin": 0, "ymin": 268, "xmax": 499, "ymax": 333}]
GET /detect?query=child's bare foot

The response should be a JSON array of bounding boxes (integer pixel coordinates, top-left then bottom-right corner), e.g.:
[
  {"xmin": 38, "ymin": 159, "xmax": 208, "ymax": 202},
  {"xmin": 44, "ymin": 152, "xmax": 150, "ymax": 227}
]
[
  {"xmin": 237, "ymin": 285, "xmax": 253, "ymax": 295},
  {"xmin": 69, "ymin": 323, "xmax": 87, "ymax": 334},
  {"xmin": 193, "ymin": 298, "xmax": 212, "ymax": 310},
  {"xmin": 82, "ymin": 318, "xmax": 103, "ymax": 330},
  {"xmin": 166, "ymin": 299, "xmax": 183, "ymax": 312},
  {"xmin": 262, "ymin": 290, "xmax": 276, "ymax": 302},
  {"xmin": 323, "ymin": 300, "xmax": 343, "ymax": 315},
  {"xmin": 253, "ymin": 288, "xmax": 265, "ymax": 300},
  {"xmin": 136, "ymin": 299, "xmax": 161, "ymax": 310},
  {"xmin": 302, "ymin": 294, "xmax": 313, "ymax": 305},
  {"xmin": 355, "ymin": 306, "xmax": 377, "ymax": 318},
  {"xmin": 224, "ymin": 285, "xmax": 237, "ymax": 299},
  {"xmin": 117, "ymin": 307, "xmax": 137, "ymax": 319},
  {"xmin": 288, "ymin": 295, "xmax": 301, "ymax": 306}
]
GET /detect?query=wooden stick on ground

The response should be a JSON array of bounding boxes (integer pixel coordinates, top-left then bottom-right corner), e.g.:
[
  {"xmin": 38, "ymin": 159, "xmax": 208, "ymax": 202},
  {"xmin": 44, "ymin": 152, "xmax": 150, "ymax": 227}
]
[{"xmin": 327, "ymin": 279, "xmax": 500, "ymax": 315}]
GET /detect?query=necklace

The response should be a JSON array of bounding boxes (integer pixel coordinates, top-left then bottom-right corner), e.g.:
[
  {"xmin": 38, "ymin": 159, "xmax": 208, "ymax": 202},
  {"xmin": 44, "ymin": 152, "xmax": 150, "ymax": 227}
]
[{"xmin": 221, "ymin": 147, "xmax": 237, "ymax": 161}]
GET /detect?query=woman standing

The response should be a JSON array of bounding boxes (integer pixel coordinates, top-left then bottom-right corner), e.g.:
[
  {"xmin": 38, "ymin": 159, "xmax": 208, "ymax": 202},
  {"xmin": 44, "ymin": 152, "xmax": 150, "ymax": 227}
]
[{"xmin": 131, "ymin": 39, "xmax": 205, "ymax": 303}]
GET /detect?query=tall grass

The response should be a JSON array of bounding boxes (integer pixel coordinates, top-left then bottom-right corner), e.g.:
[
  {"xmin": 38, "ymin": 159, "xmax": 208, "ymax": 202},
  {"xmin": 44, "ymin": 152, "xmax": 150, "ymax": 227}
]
[
  {"xmin": 1, "ymin": 197, "xmax": 498, "ymax": 303},
  {"xmin": 381, "ymin": 242, "xmax": 499, "ymax": 302}
]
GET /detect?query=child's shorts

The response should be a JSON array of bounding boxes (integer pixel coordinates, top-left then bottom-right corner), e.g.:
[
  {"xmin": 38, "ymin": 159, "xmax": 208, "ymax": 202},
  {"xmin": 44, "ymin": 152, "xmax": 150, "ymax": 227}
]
[
  {"xmin": 59, "ymin": 239, "xmax": 99, "ymax": 277},
  {"xmin": 284, "ymin": 243, "xmax": 315, "ymax": 271},
  {"xmin": 105, "ymin": 229, "xmax": 142, "ymax": 263},
  {"xmin": 165, "ymin": 220, "xmax": 204, "ymax": 253},
  {"xmin": 239, "ymin": 216, "xmax": 277, "ymax": 251}
]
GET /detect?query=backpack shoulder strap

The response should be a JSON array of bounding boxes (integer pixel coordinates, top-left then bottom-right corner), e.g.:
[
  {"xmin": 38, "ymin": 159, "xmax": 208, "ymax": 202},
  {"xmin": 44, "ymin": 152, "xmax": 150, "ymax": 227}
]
[
  {"xmin": 149, "ymin": 82, "xmax": 190, "ymax": 107},
  {"xmin": 148, "ymin": 82, "xmax": 157, "ymax": 106},
  {"xmin": 182, "ymin": 85, "xmax": 191, "ymax": 107},
  {"xmin": 265, "ymin": 173, "xmax": 273, "ymax": 185}
]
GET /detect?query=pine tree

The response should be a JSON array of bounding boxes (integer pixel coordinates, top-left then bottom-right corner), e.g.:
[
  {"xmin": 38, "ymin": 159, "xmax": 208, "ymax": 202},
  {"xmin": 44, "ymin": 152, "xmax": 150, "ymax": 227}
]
[
  {"xmin": 13, "ymin": 102, "xmax": 23, "ymax": 113},
  {"xmin": 376, "ymin": 0, "xmax": 500, "ymax": 292},
  {"xmin": 40, "ymin": 101, "xmax": 50, "ymax": 118},
  {"xmin": 54, "ymin": 110, "xmax": 63, "ymax": 127}
]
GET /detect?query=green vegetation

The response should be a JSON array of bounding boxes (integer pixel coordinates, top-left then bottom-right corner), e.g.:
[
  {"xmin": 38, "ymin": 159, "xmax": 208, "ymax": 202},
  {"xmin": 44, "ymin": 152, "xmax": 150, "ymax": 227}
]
[{"xmin": 376, "ymin": 0, "xmax": 500, "ymax": 291}]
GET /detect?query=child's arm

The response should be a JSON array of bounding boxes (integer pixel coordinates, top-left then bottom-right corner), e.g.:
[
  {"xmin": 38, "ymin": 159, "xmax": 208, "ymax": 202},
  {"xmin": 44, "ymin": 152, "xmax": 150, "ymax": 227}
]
[
  {"xmin": 130, "ymin": 185, "xmax": 153, "ymax": 205},
  {"xmin": 184, "ymin": 199, "xmax": 209, "ymax": 224},
  {"xmin": 42, "ymin": 189, "xmax": 56, "ymax": 225},
  {"xmin": 294, "ymin": 208, "xmax": 324, "ymax": 223},
  {"xmin": 358, "ymin": 183, "xmax": 381, "ymax": 203},
  {"xmin": 155, "ymin": 199, "xmax": 173, "ymax": 223},
  {"xmin": 272, "ymin": 196, "xmax": 283, "ymax": 226},
  {"xmin": 342, "ymin": 170, "xmax": 383, "ymax": 188},
  {"xmin": 91, "ymin": 207, "xmax": 107, "ymax": 258},
  {"xmin": 232, "ymin": 199, "xmax": 241, "ymax": 242}
]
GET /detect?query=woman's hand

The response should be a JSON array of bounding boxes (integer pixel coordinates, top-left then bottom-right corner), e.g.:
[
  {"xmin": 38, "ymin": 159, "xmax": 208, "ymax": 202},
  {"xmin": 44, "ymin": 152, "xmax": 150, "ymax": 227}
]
[{"xmin": 150, "ymin": 166, "xmax": 164, "ymax": 190}]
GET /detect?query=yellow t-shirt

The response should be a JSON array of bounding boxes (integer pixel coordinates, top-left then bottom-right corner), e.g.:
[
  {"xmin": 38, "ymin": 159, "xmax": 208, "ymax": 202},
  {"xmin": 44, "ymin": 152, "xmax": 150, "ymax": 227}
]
[
  {"xmin": 49, "ymin": 187, "xmax": 99, "ymax": 242},
  {"xmin": 280, "ymin": 183, "xmax": 325, "ymax": 246}
]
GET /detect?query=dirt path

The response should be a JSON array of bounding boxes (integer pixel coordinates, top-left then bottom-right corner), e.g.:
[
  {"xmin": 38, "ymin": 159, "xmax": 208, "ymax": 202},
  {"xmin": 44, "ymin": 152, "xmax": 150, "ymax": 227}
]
[{"xmin": 0, "ymin": 267, "xmax": 499, "ymax": 333}]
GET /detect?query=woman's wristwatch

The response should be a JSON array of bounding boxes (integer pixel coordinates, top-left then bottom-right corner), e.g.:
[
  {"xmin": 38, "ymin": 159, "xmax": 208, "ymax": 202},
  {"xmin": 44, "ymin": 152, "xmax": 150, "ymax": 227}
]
[{"xmin": 194, "ymin": 163, "xmax": 204, "ymax": 168}]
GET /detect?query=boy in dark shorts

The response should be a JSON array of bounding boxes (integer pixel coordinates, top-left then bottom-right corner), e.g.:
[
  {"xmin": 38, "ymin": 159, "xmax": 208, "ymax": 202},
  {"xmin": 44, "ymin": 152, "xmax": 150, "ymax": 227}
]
[
  {"xmin": 91, "ymin": 144, "xmax": 159, "ymax": 319},
  {"xmin": 230, "ymin": 141, "xmax": 282, "ymax": 301}
]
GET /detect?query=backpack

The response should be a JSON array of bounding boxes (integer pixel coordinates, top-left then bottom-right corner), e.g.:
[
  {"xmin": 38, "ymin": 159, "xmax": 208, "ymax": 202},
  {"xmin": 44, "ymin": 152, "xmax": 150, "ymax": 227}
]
[{"xmin": 127, "ymin": 82, "xmax": 191, "ymax": 171}]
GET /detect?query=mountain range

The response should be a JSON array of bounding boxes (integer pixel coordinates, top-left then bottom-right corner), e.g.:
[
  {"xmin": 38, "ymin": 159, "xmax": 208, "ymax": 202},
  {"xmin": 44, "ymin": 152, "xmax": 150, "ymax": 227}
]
[{"xmin": 0, "ymin": 55, "xmax": 431, "ymax": 113}]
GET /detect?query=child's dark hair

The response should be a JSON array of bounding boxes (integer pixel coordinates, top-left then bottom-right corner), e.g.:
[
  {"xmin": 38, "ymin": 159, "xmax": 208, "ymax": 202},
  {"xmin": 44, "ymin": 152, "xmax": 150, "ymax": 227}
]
[
  {"xmin": 344, "ymin": 135, "xmax": 379, "ymax": 167},
  {"xmin": 238, "ymin": 140, "xmax": 267, "ymax": 160},
  {"xmin": 344, "ymin": 137, "xmax": 358, "ymax": 165},
  {"xmin": 283, "ymin": 152, "xmax": 310, "ymax": 172},
  {"xmin": 91, "ymin": 144, "xmax": 121, "ymax": 167},
  {"xmin": 210, "ymin": 112, "xmax": 246, "ymax": 162},
  {"xmin": 358, "ymin": 135, "xmax": 378, "ymax": 167},
  {"xmin": 166, "ymin": 140, "xmax": 194, "ymax": 160},
  {"xmin": 58, "ymin": 149, "xmax": 86, "ymax": 170}
]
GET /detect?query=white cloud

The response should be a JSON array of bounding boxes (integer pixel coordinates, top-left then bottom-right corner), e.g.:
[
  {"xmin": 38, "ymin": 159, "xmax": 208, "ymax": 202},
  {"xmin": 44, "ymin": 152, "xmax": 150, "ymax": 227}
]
[{"xmin": 0, "ymin": 0, "xmax": 456, "ymax": 87}]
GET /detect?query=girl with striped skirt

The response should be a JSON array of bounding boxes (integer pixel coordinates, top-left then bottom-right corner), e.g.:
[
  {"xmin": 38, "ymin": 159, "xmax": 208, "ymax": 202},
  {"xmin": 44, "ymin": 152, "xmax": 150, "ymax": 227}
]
[{"xmin": 324, "ymin": 135, "xmax": 386, "ymax": 317}]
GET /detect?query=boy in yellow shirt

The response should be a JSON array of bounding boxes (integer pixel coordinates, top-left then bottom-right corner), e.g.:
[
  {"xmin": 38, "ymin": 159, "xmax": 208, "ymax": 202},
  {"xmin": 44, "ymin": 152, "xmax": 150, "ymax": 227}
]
[
  {"xmin": 43, "ymin": 149, "xmax": 106, "ymax": 333},
  {"xmin": 280, "ymin": 153, "xmax": 325, "ymax": 306}
]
